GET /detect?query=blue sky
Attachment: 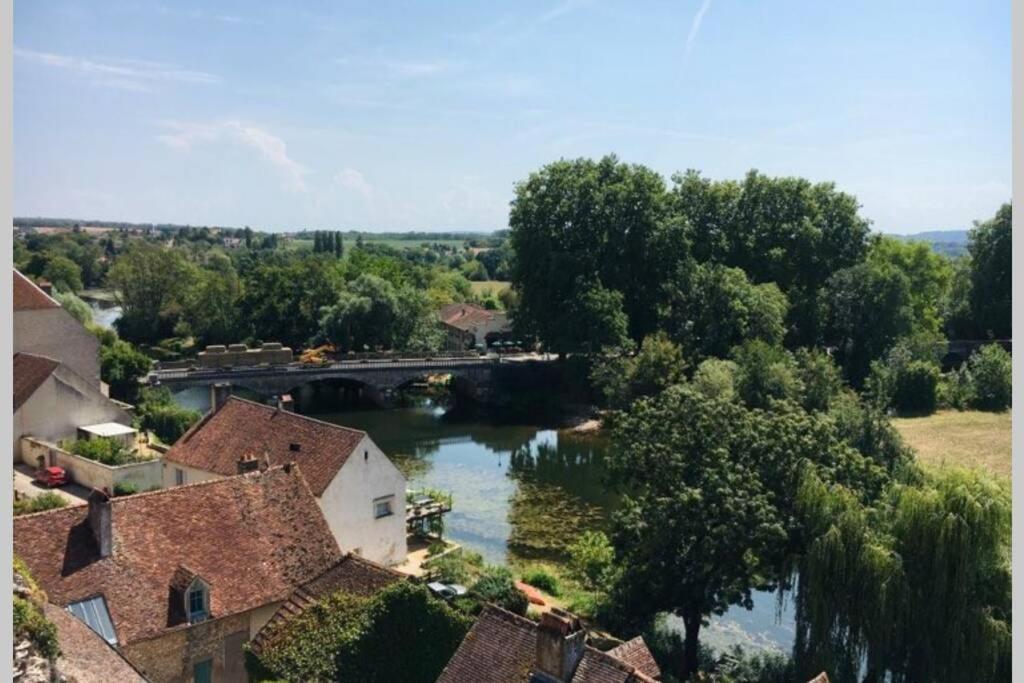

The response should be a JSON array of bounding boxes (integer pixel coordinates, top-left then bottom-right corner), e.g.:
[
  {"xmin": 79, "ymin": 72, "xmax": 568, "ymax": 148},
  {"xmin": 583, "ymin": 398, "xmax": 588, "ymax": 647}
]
[{"xmin": 14, "ymin": 1, "xmax": 1010, "ymax": 233}]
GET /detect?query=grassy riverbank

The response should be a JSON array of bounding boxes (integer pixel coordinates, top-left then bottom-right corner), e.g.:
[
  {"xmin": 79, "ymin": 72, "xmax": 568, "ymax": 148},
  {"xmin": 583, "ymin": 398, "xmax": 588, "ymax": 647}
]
[{"xmin": 893, "ymin": 410, "xmax": 1011, "ymax": 479}]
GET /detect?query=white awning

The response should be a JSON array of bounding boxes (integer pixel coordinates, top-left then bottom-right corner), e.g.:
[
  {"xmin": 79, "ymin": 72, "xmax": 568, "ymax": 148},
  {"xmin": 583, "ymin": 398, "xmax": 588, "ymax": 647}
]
[{"xmin": 79, "ymin": 422, "xmax": 137, "ymax": 438}]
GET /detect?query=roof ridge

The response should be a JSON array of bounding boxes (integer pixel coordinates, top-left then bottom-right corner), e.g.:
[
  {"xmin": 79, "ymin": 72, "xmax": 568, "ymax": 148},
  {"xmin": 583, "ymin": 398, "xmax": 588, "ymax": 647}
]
[
  {"xmin": 225, "ymin": 396, "xmax": 368, "ymax": 437},
  {"xmin": 13, "ymin": 351, "xmax": 62, "ymax": 364},
  {"xmin": 479, "ymin": 603, "xmax": 540, "ymax": 631}
]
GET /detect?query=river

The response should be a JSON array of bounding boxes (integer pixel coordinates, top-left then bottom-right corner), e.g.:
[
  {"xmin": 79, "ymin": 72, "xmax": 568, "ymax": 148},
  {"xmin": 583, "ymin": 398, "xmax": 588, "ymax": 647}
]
[{"xmin": 171, "ymin": 387, "xmax": 796, "ymax": 654}]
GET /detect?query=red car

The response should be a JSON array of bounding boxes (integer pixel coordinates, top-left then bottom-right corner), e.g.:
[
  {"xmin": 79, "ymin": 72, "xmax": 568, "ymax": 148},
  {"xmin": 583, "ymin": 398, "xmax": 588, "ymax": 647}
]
[{"xmin": 35, "ymin": 466, "xmax": 69, "ymax": 488}]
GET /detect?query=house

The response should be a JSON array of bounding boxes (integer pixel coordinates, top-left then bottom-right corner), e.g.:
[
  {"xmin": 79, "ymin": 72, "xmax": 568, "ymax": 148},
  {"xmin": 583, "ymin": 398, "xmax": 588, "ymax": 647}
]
[
  {"xmin": 249, "ymin": 552, "xmax": 405, "ymax": 656},
  {"xmin": 13, "ymin": 466, "xmax": 343, "ymax": 683},
  {"xmin": 439, "ymin": 303, "xmax": 512, "ymax": 350},
  {"xmin": 163, "ymin": 393, "xmax": 408, "ymax": 566},
  {"xmin": 13, "ymin": 352, "xmax": 132, "ymax": 463},
  {"xmin": 14, "ymin": 269, "xmax": 103, "ymax": 390},
  {"xmin": 437, "ymin": 606, "xmax": 662, "ymax": 683}
]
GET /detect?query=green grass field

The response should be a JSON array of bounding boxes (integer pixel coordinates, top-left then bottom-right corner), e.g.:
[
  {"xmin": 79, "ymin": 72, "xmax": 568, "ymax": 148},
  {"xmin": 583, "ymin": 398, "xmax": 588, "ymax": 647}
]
[
  {"xmin": 892, "ymin": 410, "xmax": 1011, "ymax": 479},
  {"xmin": 469, "ymin": 281, "xmax": 511, "ymax": 296}
]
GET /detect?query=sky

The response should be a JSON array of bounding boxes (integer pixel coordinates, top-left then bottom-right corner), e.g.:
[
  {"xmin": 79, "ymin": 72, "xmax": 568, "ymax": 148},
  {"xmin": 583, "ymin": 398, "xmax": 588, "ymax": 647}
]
[{"xmin": 13, "ymin": 1, "xmax": 1010, "ymax": 234}]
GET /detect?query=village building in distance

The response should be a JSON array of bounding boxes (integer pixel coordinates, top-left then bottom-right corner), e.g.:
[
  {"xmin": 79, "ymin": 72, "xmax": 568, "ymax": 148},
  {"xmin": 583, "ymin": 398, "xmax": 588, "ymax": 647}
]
[
  {"xmin": 163, "ymin": 392, "xmax": 408, "ymax": 566},
  {"xmin": 439, "ymin": 302, "xmax": 512, "ymax": 351}
]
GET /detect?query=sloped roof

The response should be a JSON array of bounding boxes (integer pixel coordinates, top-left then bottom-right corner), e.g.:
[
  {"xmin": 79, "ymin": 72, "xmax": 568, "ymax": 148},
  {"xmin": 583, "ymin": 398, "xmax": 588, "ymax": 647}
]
[
  {"xmin": 13, "ymin": 270, "xmax": 60, "ymax": 311},
  {"xmin": 13, "ymin": 466, "xmax": 342, "ymax": 646},
  {"xmin": 43, "ymin": 603, "xmax": 149, "ymax": 682},
  {"xmin": 439, "ymin": 303, "xmax": 509, "ymax": 332},
  {"xmin": 163, "ymin": 397, "xmax": 368, "ymax": 496},
  {"xmin": 607, "ymin": 637, "xmax": 661, "ymax": 680},
  {"xmin": 437, "ymin": 605, "xmax": 538, "ymax": 683},
  {"xmin": 249, "ymin": 553, "xmax": 405, "ymax": 655},
  {"xmin": 13, "ymin": 353, "xmax": 60, "ymax": 411},
  {"xmin": 438, "ymin": 606, "xmax": 661, "ymax": 683}
]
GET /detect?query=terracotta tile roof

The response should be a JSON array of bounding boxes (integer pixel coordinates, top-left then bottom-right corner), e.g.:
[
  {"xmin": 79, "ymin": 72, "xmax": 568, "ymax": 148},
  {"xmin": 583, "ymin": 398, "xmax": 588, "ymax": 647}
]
[
  {"xmin": 607, "ymin": 637, "xmax": 661, "ymax": 680},
  {"xmin": 439, "ymin": 303, "xmax": 508, "ymax": 332},
  {"xmin": 438, "ymin": 606, "xmax": 662, "ymax": 683},
  {"xmin": 43, "ymin": 603, "xmax": 149, "ymax": 682},
  {"xmin": 164, "ymin": 397, "xmax": 367, "ymax": 496},
  {"xmin": 13, "ymin": 466, "xmax": 342, "ymax": 646},
  {"xmin": 437, "ymin": 605, "xmax": 538, "ymax": 683},
  {"xmin": 13, "ymin": 270, "xmax": 60, "ymax": 311},
  {"xmin": 13, "ymin": 353, "xmax": 60, "ymax": 411},
  {"xmin": 249, "ymin": 553, "xmax": 405, "ymax": 655}
]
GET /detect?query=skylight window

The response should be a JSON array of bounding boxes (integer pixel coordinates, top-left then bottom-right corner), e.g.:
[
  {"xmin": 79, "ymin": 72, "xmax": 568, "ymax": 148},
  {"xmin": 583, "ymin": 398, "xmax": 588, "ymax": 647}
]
[{"xmin": 68, "ymin": 595, "xmax": 117, "ymax": 645}]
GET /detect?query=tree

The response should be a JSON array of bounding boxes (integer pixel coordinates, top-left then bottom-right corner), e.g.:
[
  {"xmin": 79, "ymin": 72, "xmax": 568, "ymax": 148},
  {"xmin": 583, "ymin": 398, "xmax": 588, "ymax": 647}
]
[
  {"xmin": 239, "ymin": 258, "xmax": 342, "ymax": 348},
  {"xmin": 822, "ymin": 261, "xmax": 915, "ymax": 386},
  {"xmin": 731, "ymin": 341, "xmax": 804, "ymax": 410},
  {"xmin": 99, "ymin": 339, "xmax": 152, "ymax": 403},
  {"xmin": 662, "ymin": 264, "xmax": 788, "ymax": 360},
  {"xmin": 334, "ymin": 231, "xmax": 344, "ymax": 258},
  {"xmin": 590, "ymin": 333, "xmax": 686, "ymax": 408},
  {"xmin": 42, "ymin": 255, "xmax": 84, "ymax": 293},
  {"xmin": 964, "ymin": 343, "xmax": 1012, "ymax": 411},
  {"xmin": 867, "ymin": 236, "xmax": 952, "ymax": 336},
  {"xmin": 967, "ymin": 203, "xmax": 1011, "ymax": 338},
  {"xmin": 670, "ymin": 169, "xmax": 872, "ymax": 346},
  {"xmin": 690, "ymin": 358, "xmax": 738, "ymax": 401},
  {"xmin": 108, "ymin": 242, "xmax": 196, "ymax": 342},
  {"xmin": 509, "ymin": 155, "xmax": 679, "ymax": 350},
  {"xmin": 794, "ymin": 468, "xmax": 1011, "ymax": 683},
  {"xmin": 793, "ymin": 348, "xmax": 843, "ymax": 412},
  {"xmin": 606, "ymin": 386, "xmax": 886, "ymax": 678},
  {"xmin": 182, "ymin": 254, "xmax": 243, "ymax": 346},
  {"xmin": 470, "ymin": 567, "xmax": 529, "ymax": 616}
]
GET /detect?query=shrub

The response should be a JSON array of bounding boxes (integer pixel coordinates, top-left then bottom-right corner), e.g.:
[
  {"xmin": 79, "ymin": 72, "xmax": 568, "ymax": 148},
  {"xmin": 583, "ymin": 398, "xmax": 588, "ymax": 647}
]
[
  {"xmin": 731, "ymin": 340, "xmax": 803, "ymax": 409},
  {"xmin": 136, "ymin": 387, "xmax": 201, "ymax": 444},
  {"xmin": 521, "ymin": 569, "xmax": 561, "ymax": 597},
  {"xmin": 966, "ymin": 344, "xmax": 1012, "ymax": 411},
  {"xmin": 13, "ymin": 597, "xmax": 59, "ymax": 660},
  {"xmin": 113, "ymin": 481, "xmax": 138, "ymax": 497},
  {"xmin": 470, "ymin": 567, "xmax": 528, "ymax": 616},
  {"xmin": 66, "ymin": 437, "xmax": 134, "ymax": 466},
  {"xmin": 567, "ymin": 531, "xmax": 615, "ymax": 592},
  {"xmin": 13, "ymin": 492, "xmax": 68, "ymax": 516},
  {"xmin": 892, "ymin": 360, "xmax": 940, "ymax": 415},
  {"xmin": 794, "ymin": 348, "xmax": 843, "ymax": 412}
]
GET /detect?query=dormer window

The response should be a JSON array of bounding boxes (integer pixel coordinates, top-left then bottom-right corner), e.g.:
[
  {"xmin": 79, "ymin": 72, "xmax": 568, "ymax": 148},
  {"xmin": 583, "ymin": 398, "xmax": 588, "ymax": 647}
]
[
  {"xmin": 186, "ymin": 580, "xmax": 209, "ymax": 623},
  {"xmin": 289, "ymin": 442, "xmax": 301, "ymax": 452}
]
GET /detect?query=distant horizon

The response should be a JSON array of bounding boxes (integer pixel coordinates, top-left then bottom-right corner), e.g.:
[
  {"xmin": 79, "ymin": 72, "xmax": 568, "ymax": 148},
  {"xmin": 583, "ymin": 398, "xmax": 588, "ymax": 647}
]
[
  {"xmin": 14, "ymin": 2, "xmax": 1008, "ymax": 235},
  {"xmin": 11, "ymin": 214, "xmax": 980, "ymax": 238}
]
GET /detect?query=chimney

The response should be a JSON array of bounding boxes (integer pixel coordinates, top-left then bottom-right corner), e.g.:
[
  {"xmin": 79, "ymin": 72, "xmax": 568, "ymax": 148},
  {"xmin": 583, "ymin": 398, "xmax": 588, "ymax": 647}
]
[
  {"xmin": 87, "ymin": 488, "xmax": 113, "ymax": 559},
  {"xmin": 237, "ymin": 454, "xmax": 259, "ymax": 474},
  {"xmin": 533, "ymin": 609, "xmax": 586, "ymax": 682},
  {"xmin": 210, "ymin": 382, "xmax": 232, "ymax": 413},
  {"xmin": 37, "ymin": 278, "xmax": 53, "ymax": 295},
  {"xmin": 279, "ymin": 394, "xmax": 295, "ymax": 412}
]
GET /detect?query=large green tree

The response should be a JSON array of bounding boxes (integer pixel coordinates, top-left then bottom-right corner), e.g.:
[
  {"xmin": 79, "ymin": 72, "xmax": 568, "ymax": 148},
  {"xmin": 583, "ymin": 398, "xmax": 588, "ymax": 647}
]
[
  {"xmin": 662, "ymin": 263, "xmax": 789, "ymax": 359},
  {"xmin": 967, "ymin": 203, "xmax": 1011, "ymax": 338},
  {"xmin": 822, "ymin": 261, "xmax": 915, "ymax": 386},
  {"xmin": 508, "ymin": 155, "xmax": 680, "ymax": 352},
  {"xmin": 670, "ymin": 169, "xmax": 872, "ymax": 346},
  {"xmin": 867, "ymin": 236, "xmax": 952, "ymax": 336},
  {"xmin": 606, "ymin": 386, "xmax": 886, "ymax": 678},
  {"xmin": 182, "ymin": 253, "xmax": 243, "ymax": 346},
  {"xmin": 108, "ymin": 242, "xmax": 196, "ymax": 342}
]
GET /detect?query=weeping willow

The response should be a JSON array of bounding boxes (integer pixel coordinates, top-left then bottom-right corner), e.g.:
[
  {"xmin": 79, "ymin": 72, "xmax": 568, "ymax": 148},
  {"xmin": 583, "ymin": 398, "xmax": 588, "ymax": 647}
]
[{"xmin": 793, "ymin": 468, "xmax": 1011, "ymax": 683}]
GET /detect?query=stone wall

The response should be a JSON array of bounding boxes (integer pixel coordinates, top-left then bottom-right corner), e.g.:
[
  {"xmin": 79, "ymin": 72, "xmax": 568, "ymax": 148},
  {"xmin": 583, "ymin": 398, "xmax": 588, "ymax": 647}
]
[{"xmin": 21, "ymin": 437, "xmax": 163, "ymax": 492}]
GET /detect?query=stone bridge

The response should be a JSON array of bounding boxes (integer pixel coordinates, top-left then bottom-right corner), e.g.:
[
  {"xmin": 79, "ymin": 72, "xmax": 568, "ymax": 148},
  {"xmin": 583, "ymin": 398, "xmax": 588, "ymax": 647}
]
[{"xmin": 146, "ymin": 356, "xmax": 519, "ymax": 405}]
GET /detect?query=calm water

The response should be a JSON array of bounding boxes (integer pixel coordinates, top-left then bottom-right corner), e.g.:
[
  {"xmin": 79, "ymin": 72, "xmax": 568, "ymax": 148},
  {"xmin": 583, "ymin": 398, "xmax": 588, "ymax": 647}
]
[
  {"xmin": 168, "ymin": 387, "xmax": 795, "ymax": 653},
  {"xmin": 85, "ymin": 299, "xmax": 122, "ymax": 329}
]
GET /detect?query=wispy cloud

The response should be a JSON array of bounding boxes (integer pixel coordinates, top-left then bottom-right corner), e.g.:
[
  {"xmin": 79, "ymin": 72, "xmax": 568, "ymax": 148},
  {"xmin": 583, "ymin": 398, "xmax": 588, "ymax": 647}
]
[
  {"xmin": 335, "ymin": 57, "xmax": 456, "ymax": 79},
  {"xmin": 15, "ymin": 47, "xmax": 219, "ymax": 91},
  {"xmin": 334, "ymin": 168, "xmax": 373, "ymax": 198},
  {"xmin": 685, "ymin": 0, "xmax": 712, "ymax": 55},
  {"xmin": 157, "ymin": 120, "xmax": 309, "ymax": 192}
]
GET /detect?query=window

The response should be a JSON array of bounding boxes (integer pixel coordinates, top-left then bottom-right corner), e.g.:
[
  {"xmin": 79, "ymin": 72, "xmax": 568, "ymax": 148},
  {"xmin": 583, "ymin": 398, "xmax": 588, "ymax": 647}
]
[
  {"xmin": 193, "ymin": 658, "xmax": 213, "ymax": 683},
  {"xmin": 374, "ymin": 497, "xmax": 393, "ymax": 519},
  {"xmin": 187, "ymin": 583, "xmax": 207, "ymax": 623},
  {"xmin": 175, "ymin": 468, "xmax": 185, "ymax": 486}
]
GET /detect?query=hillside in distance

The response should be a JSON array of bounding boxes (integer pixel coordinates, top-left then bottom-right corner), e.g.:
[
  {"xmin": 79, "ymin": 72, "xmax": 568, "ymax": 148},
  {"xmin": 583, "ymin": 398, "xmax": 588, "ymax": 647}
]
[{"xmin": 890, "ymin": 229, "xmax": 970, "ymax": 257}]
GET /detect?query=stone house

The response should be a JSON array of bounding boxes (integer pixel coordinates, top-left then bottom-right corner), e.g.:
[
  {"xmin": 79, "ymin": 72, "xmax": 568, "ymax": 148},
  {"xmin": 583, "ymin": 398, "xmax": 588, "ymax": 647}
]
[
  {"xmin": 13, "ymin": 466, "xmax": 343, "ymax": 683},
  {"xmin": 163, "ymin": 394, "xmax": 408, "ymax": 566},
  {"xmin": 14, "ymin": 269, "xmax": 103, "ymax": 390},
  {"xmin": 13, "ymin": 352, "xmax": 131, "ymax": 463},
  {"xmin": 437, "ymin": 606, "xmax": 662, "ymax": 683},
  {"xmin": 439, "ymin": 303, "xmax": 512, "ymax": 350}
]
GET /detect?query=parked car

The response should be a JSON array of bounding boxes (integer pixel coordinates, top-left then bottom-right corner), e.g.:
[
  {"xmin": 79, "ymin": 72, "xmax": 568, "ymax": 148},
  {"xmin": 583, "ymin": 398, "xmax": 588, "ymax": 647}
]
[
  {"xmin": 35, "ymin": 466, "xmax": 69, "ymax": 488},
  {"xmin": 426, "ymin": 582, "xmax": 468, "ymax": 601}
]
